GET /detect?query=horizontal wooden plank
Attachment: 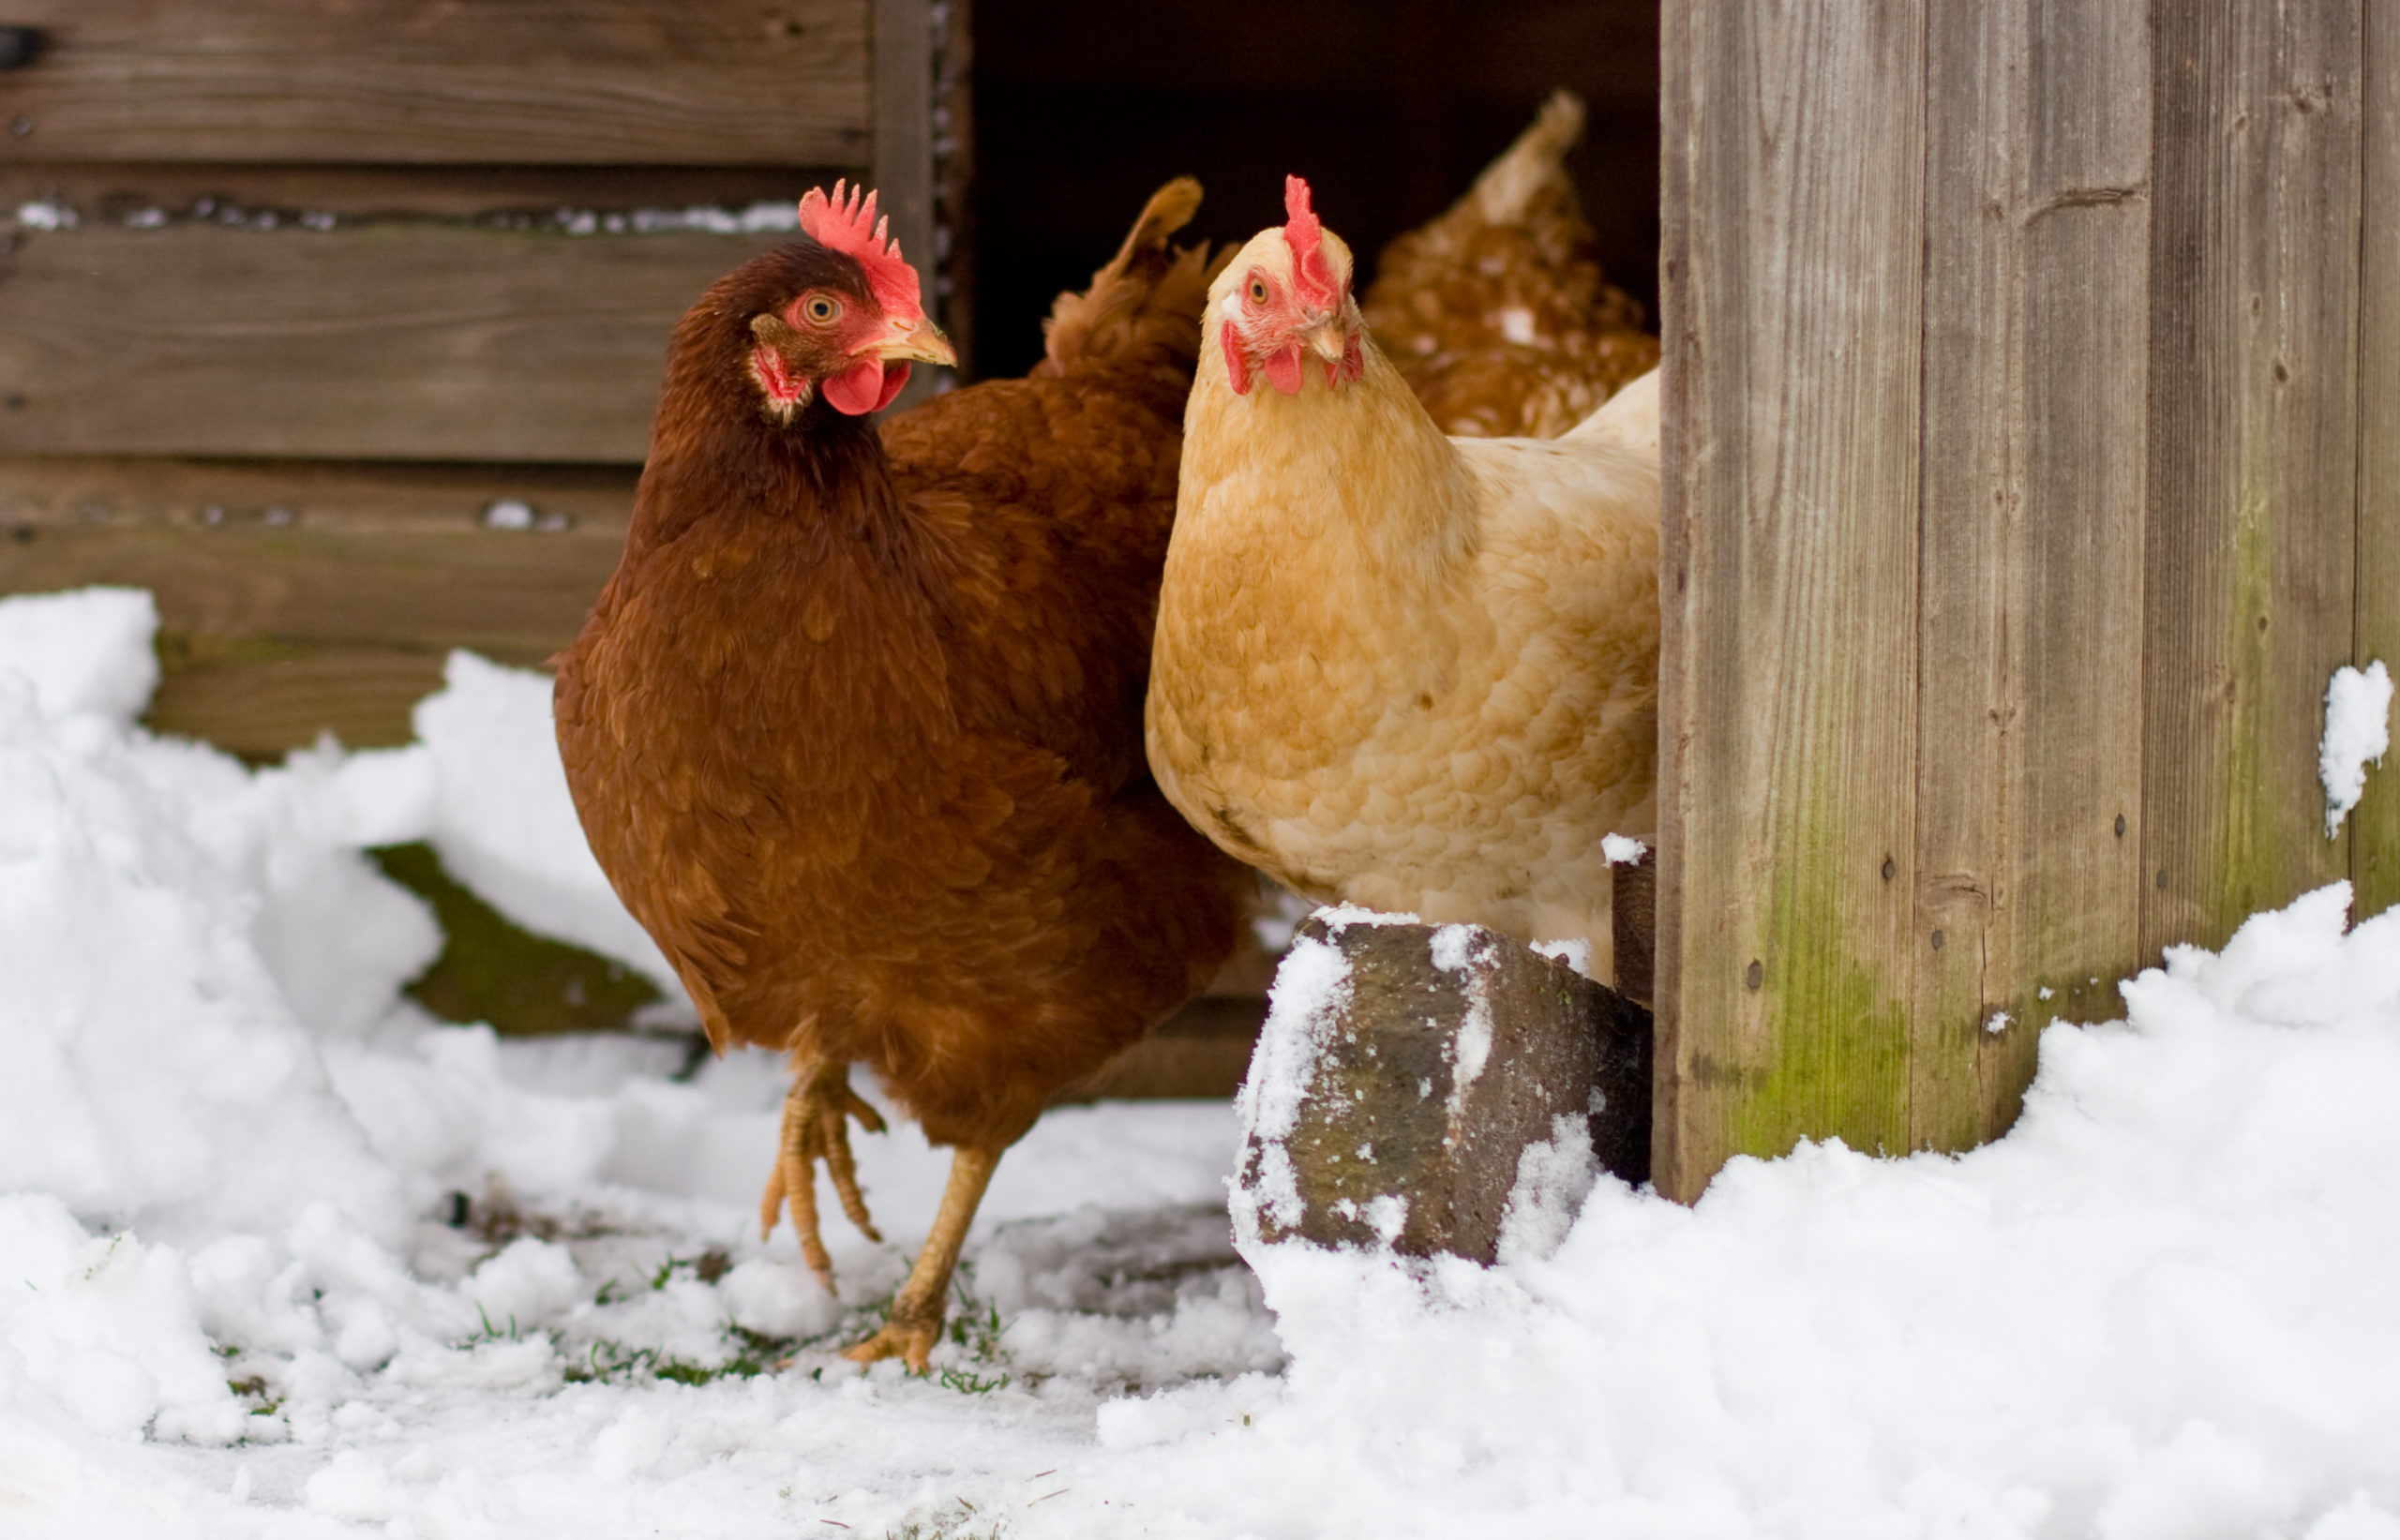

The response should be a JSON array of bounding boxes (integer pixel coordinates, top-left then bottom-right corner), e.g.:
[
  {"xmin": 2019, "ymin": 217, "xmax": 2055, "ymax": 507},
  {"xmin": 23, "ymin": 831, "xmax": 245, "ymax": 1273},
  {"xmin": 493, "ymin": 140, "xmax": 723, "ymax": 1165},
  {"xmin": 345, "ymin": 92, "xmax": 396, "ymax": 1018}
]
[
  {"xmin": 0, "ymin": 457, "xmax": 634, "ymax": 750},
  {"xmin": 0, "ymin": 0, "xmax": 869, "ymax": 166},
  {"xmin": 0, "ymin": 220, "xmax": 799, "ymax": 462},
  {"xmin": 0, "ymin": 164, "xmax": 850, "ymax": 223},
  {"xmin": 1, "ymin": 512, "xmax": 622, "ymax": 659},
  {"xmin": 147, "ymin": 637, "xmax": 453, "ymax": 757},
  {"xmin": 0, "ymin": 454, "xmax": 638, "ymax": 533},
  {"xmin": 1070, "ymin": 998, "xmax": 1268, "ymax": 1102}
]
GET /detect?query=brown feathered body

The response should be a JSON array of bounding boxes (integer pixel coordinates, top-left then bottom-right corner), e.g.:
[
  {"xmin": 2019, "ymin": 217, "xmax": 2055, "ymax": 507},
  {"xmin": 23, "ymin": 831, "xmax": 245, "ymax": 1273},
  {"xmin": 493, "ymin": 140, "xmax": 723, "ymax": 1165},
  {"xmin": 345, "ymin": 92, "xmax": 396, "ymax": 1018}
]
[
  {"xmin": 1361, "ymin": 91, "xmax": 1659, "ymax": 440},
  {"xmin": 556, "ymin": 187, "xmax": 1246, "ymax": 1156}
]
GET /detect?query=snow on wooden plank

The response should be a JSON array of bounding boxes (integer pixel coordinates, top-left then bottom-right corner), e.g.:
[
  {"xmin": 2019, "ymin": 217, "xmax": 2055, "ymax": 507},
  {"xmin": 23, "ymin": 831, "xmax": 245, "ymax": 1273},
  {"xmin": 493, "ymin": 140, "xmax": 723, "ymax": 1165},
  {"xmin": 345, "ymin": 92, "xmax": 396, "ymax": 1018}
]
[
  {"xmin": 2141, "ymin": 0, "xmax": 2364, "ymax": 958},
  {"xmin": 0, "ymin": 0, "xmax": 869, "ymax": 166}
]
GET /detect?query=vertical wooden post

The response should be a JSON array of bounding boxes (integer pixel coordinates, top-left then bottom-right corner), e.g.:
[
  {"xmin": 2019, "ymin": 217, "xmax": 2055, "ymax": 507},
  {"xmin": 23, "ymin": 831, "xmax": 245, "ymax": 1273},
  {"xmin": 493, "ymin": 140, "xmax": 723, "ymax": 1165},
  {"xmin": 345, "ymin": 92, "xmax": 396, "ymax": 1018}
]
[
  {"xmin": 874, "ymin": 0, "xmax": 941, "ymax": 410},
  {"xmin": 1661, "ymin": 0, "xmax": 2379, "ymax": 1200},
  {"xmin": 1913, "ymin": 0, "xmax": 2152, "ymax": 1148},
  {"xmin": 1657, "ymin": 1, "xmax": 1927, "ymax": 1201},
  {"xmin": 2142, "ymin": 0, "xmax": 2363, "ymax": 958},
  {"xmin": 2359, "ymin": 0, "xmax": 2400, "ymax": 921}
]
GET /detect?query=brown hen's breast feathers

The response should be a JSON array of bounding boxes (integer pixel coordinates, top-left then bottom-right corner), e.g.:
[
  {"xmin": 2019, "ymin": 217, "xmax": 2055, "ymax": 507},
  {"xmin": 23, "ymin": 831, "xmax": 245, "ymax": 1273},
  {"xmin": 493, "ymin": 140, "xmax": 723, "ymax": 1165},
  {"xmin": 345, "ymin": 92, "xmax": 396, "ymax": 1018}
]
[{"xmin": 556, "ymin": 350, "xmax": 1244, "ymax": 1154}]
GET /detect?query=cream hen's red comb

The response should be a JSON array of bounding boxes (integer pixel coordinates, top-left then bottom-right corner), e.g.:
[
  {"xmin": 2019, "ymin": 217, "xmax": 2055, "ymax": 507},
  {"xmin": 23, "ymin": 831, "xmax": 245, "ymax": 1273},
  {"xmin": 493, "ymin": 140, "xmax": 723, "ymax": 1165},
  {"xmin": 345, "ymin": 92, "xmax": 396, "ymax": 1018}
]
[
  {"xmin": 1282, "ymin": 175, "xmax": 1340, "ymax": 310},
  {"xmin": 798, "ymin": 181, "xmax": 924, "ymax": 320}
]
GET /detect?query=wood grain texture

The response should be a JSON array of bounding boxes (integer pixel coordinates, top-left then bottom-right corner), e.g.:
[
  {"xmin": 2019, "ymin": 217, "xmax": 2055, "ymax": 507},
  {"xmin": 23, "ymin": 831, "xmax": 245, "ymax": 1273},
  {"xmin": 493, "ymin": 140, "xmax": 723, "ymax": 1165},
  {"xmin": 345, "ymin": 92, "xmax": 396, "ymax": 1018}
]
[
  {"xmin": 0, "ymin": 0, "xmax": 869, "ymax": 166},
  {"xmin": 1656, "ymin": 0, "xmax": 1926, "ymax": 1201},
  {"xmin": 0, "ymin": 512, "xmax": 622, "ymax": 659},
  {"xmin": 875, "ymin": 0, "xmax": 943, "ymax": 411},
  {"xmin": 0, "ymin": 454, "xmax": 638, "ymax": 534},
  {"xmin": 1913, "ymin": 0, "xmax": 2152, "ymax": 1150},
  {"xmin": 2143, "ymin": 0, "xmax": 2363, "ymax": 958},
  {"xmin": 2360, "ymin": 0, "xmax": 2400, "ymax": 921},
  {"xmin": 145, "ymin": 638, "xmax": 458, "ymax": 758},
  {"xmin": 0, "ymin": 456, "xmax": 634, "ymax": 751},
  {"xmin": 0, "ymin": 220, "xmax": 796, "ymax": 463},
  {"xmin": 0, "ymin": 164, "xmax": 846, "ymax": 223}
]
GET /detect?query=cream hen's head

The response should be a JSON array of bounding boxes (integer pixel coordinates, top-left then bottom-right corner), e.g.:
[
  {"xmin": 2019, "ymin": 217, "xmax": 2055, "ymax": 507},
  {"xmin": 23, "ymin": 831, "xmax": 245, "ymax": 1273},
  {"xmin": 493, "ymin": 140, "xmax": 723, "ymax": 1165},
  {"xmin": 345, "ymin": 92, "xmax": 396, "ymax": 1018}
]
[{"xmin": 1211, "ymin": 176, "xmax": 1367, "ymax": 397}]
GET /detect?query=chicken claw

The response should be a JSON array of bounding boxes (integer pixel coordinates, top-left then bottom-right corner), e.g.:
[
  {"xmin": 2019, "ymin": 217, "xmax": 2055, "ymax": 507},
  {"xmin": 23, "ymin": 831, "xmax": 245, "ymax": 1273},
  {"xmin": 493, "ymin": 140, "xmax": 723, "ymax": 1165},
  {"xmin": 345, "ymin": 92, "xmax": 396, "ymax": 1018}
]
[
  {"xmin": 843, "ymin": 1144, "xmax": 1002, "ymax": 1373},
  {"xmin": 760, "ymin": 1060, "xmax": 888, "ymax": 1292}
]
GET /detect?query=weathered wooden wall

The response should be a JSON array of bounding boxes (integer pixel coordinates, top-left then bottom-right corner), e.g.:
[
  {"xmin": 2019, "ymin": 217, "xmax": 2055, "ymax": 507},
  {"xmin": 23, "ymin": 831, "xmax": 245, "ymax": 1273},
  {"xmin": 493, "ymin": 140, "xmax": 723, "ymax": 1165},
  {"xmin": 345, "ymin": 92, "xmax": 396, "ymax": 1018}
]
[
  {"xmin": 0, "ymin": 0, "xmax": 947, "ymax": 753},
  {"xmin": 1658, "ymin": 0, "xmax": 2400, "ymax": 1201}
]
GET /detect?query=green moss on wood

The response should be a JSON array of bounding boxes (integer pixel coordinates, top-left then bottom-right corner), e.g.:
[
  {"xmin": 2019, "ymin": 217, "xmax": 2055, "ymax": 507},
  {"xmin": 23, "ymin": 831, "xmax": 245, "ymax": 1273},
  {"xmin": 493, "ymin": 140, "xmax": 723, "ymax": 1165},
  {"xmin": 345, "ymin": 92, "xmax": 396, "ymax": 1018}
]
[
  {"xmin": 371, "ymin": 842, "xmax": 662, "ymax": 1036},
  {"xmin": 1732, "ymin": 772, "xmax": 1912, "ymax": 1161}
]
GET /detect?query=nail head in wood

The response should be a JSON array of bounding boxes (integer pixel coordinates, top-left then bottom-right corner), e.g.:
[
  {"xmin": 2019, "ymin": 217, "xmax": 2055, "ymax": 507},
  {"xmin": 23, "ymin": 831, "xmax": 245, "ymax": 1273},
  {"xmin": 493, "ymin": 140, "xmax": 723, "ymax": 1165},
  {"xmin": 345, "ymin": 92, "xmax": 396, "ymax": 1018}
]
[{"xmin": 0, "ymin": 26, "xmax": 42, "ymax": 71}]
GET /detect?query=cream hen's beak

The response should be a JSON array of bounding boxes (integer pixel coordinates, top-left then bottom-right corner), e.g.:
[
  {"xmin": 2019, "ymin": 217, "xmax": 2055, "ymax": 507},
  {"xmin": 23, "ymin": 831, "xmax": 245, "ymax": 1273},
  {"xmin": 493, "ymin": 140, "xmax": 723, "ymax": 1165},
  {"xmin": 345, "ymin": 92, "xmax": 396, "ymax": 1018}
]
[
  {"xmin": 866, "ymin": 312, "xmax": 957, "ymax": 368},
  {"xmin": 1300, "ymin": 315, "xmax": 1352, "ymax": 365}
]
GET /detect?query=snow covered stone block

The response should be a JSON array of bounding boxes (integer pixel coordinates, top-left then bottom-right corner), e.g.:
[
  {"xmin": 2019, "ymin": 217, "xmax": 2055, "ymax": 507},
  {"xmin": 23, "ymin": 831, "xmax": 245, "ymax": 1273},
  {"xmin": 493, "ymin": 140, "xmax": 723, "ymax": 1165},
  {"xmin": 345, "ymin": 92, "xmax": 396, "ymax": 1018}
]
[{"xmin": 1234, "ymin": 910, "xmax": 1651, "ymax": 1263}]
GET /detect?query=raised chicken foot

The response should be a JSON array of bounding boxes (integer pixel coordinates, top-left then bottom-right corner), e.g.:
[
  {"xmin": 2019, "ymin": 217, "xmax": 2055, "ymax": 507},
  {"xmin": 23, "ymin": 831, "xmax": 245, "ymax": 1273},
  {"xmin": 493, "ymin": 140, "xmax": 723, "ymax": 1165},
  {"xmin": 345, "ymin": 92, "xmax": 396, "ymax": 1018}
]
[
  {"xmin": 843, "ymin": 1144, "xmax": 1003, "ymax": 1373},
  {"xmin": 759, "ymin": 1058, "xmax": 888, "ymax": 1292}
]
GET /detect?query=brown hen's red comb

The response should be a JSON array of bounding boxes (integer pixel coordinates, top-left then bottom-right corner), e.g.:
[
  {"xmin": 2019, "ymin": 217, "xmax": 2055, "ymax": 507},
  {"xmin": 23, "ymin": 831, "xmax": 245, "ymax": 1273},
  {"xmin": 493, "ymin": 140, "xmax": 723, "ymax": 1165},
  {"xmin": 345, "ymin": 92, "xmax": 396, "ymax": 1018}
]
[
  {"xmin": 798, "ymin": 180, "xmax": 923, "ymax": 320},
  {"xmin": 1282, "ymin": 175, "xmax": 1339, "ymax": 309}
]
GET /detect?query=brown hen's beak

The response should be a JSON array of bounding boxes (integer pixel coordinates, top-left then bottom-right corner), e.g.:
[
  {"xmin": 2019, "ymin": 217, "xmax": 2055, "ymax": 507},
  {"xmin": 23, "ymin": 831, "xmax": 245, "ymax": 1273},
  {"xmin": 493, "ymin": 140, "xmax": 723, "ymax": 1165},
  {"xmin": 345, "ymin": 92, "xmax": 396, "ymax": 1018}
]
[{"xmin": 866, "ymin": 312, "xmax": 957, "ymax": 368}]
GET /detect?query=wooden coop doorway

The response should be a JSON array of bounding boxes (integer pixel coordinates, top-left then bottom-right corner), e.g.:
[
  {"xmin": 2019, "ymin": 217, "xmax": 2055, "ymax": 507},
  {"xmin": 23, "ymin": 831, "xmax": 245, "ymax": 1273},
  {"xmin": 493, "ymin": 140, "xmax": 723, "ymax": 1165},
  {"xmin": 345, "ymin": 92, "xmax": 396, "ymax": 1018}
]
[{"xmin": 1654, "ymin": 0, "xmax": 2400, "ymax": 1200}]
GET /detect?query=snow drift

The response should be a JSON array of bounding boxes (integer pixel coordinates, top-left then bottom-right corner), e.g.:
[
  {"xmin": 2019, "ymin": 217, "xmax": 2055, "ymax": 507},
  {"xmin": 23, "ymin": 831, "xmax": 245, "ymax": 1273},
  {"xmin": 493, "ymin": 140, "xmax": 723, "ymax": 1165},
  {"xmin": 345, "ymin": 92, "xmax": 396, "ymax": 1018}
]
[{"xmin": 2, "ymin": 585, "xmax": 2397, "ymax": 1539}]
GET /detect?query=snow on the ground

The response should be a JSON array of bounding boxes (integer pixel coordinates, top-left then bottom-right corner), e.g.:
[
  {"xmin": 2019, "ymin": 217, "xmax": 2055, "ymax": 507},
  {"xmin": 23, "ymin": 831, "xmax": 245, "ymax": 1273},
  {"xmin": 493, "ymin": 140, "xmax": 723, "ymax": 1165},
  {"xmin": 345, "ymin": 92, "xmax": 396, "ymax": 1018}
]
[
  {"xmin": 2324, "ymin": 661, "xmax": 2392, "ymax": 838},
  {"xmin": 2, "ymin": 585, "xmax": 2398, "ymax": 1539}
]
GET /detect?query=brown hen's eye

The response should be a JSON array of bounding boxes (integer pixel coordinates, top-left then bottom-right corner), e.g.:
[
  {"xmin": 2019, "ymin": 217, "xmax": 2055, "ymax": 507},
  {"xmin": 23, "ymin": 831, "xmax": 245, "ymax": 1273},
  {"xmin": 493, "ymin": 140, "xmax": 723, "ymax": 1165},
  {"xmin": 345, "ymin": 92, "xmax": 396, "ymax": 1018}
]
[
  {"xmin": 1247, "ymin": 277, "xmax": 1269, "ymax": 305},
  {"xmin": 803, "ymin": 294, "xmax": 842, "ymax": 324}
]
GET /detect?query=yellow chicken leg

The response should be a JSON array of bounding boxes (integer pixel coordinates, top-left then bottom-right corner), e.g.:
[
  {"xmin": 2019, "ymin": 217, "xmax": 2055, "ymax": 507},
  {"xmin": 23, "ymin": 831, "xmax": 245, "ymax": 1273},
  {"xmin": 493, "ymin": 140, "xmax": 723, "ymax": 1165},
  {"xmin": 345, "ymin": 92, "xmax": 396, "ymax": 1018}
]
[
  {"xmin": 759, "ymin": 1058, "xmax": 888, "ymax": 1292},
  {"xmin": 842, "ymin": 1144, "xmax": 1002, "ymax": 1373}
]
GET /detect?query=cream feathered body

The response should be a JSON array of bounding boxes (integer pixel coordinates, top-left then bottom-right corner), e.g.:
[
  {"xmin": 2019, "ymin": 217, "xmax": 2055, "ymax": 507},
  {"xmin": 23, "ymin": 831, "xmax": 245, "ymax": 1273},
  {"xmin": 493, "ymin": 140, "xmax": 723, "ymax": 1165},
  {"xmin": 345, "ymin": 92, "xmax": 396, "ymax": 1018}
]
[{"xmin": 1148, "ymin": 214, "xmax": 1658, "ymax": 972}]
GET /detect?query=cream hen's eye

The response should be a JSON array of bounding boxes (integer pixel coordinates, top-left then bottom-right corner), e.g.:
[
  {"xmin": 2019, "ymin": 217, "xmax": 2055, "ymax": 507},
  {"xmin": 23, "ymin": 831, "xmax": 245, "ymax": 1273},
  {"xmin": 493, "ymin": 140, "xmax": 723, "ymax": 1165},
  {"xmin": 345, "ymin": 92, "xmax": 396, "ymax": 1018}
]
[
  {"xmin": 802, "ymin": 293, "xmax": 842, "ymax": 324},
  {"xmin": 1246, "ymin": 277, "xmax": 1269, "ymax": 305}
]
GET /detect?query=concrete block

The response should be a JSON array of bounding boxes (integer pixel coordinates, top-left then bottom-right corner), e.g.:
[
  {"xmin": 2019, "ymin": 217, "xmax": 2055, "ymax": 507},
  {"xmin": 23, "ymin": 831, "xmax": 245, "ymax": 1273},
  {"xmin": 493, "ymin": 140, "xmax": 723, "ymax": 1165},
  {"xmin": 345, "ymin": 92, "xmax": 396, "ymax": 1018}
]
[{"xmin": 1234, "ymin": 910, "xmax": 1652, "ymax": 1263}]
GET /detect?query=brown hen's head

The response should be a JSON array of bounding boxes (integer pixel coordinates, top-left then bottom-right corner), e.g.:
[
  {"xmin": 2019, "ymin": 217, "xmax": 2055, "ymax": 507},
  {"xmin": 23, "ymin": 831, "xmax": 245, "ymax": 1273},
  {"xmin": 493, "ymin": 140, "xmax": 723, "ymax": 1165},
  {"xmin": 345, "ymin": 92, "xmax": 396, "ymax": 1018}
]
[
  {"xmin": 694, "ymin": 181, "xmax": 955, "ymax": 430},
  {"xmin": 1213, "ymin": 176, "xmax": 1366, "ymax": 397}
]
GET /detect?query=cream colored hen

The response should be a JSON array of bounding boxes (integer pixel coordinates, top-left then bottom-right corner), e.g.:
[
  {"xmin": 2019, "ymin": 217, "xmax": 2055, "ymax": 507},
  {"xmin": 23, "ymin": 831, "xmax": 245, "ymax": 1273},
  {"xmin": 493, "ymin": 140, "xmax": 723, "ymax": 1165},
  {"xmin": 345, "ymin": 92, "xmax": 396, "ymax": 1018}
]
[{"xmin": 1148, "ymin": 178, "xmax": 1658, "ymax": 979}]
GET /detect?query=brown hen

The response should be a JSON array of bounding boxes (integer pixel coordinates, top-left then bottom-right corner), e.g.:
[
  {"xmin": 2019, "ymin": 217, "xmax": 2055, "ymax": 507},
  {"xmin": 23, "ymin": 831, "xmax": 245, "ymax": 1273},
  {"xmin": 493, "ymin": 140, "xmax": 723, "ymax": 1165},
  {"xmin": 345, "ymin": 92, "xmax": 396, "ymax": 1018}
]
[
  {"xmin": 1361, "ymin": 90, "xmax": 1659, "ymax": 439},
  {"xmin": 555, "ymin": 180, "xmax": 1249, "ymax": 1370}
]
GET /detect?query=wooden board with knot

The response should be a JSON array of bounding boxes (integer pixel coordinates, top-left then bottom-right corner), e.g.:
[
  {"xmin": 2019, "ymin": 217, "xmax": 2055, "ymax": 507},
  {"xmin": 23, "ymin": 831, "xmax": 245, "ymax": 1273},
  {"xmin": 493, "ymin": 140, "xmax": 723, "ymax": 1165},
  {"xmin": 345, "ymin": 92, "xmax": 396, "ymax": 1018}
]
[{"xmin": 1234, "ymin": 912, "xmax": 1652, "ymax": 1264}]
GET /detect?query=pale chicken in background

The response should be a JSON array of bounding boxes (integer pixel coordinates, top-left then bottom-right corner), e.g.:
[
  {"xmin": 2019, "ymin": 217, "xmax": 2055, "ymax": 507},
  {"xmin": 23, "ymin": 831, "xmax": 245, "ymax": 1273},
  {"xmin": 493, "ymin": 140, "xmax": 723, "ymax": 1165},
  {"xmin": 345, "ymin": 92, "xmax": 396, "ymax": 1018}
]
[
  {"xmin": 1362, "ymin": 90, "xmax": 1659, "ymax": 440},
  {"xmin": 1148, "ymin": 177, "xmax": 1658, "ymax": 979}
]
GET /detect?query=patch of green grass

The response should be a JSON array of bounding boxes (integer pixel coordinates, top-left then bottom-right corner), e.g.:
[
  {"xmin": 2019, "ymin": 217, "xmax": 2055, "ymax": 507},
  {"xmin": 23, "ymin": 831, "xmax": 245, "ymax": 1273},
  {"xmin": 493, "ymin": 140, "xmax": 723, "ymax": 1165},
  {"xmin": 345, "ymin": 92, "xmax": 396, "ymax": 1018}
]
[
  {"xmin": 881, "ymin": 1497, "xmax": 1009, "ymax": 1540},
  {"xmin": 935, "ymin": 1299, "xmax": 1012, "ymax": 1394},
  {"xmin": 225, "ymin": 1373, "xmax": 282, "ymax": 1417},
  {"xmin": 560, "ymin": 1317, "xmax": 808, "ymax": 1388}
]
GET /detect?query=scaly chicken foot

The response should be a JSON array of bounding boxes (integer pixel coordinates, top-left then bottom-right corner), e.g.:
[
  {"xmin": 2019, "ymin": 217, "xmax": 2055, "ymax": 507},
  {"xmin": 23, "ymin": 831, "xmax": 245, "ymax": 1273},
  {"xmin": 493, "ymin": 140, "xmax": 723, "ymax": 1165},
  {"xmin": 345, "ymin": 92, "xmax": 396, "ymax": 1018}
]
[
  {"xmin": 759, "ymin": 1059, "xmax": 888, "ymax": 1293},
  {"xmin": 843, "ymin": 1144, "xmax": 1003, "ymax": 1373}
]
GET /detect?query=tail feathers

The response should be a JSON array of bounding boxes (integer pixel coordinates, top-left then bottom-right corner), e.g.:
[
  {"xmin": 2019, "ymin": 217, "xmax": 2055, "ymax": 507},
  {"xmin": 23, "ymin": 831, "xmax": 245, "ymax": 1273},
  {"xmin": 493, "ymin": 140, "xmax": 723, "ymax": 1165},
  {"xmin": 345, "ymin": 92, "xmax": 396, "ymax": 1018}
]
[
  {"xmin": 1040, "ymin": 177, "xmax": 1214, "ymax": 375},
  {"xmin": 1565, "ymin": 365, "xmax": 1660, "ymax": 456},
  {"xmin": 1467, "ymin": 89, "xmax": 1586, "ymax": 229}
]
